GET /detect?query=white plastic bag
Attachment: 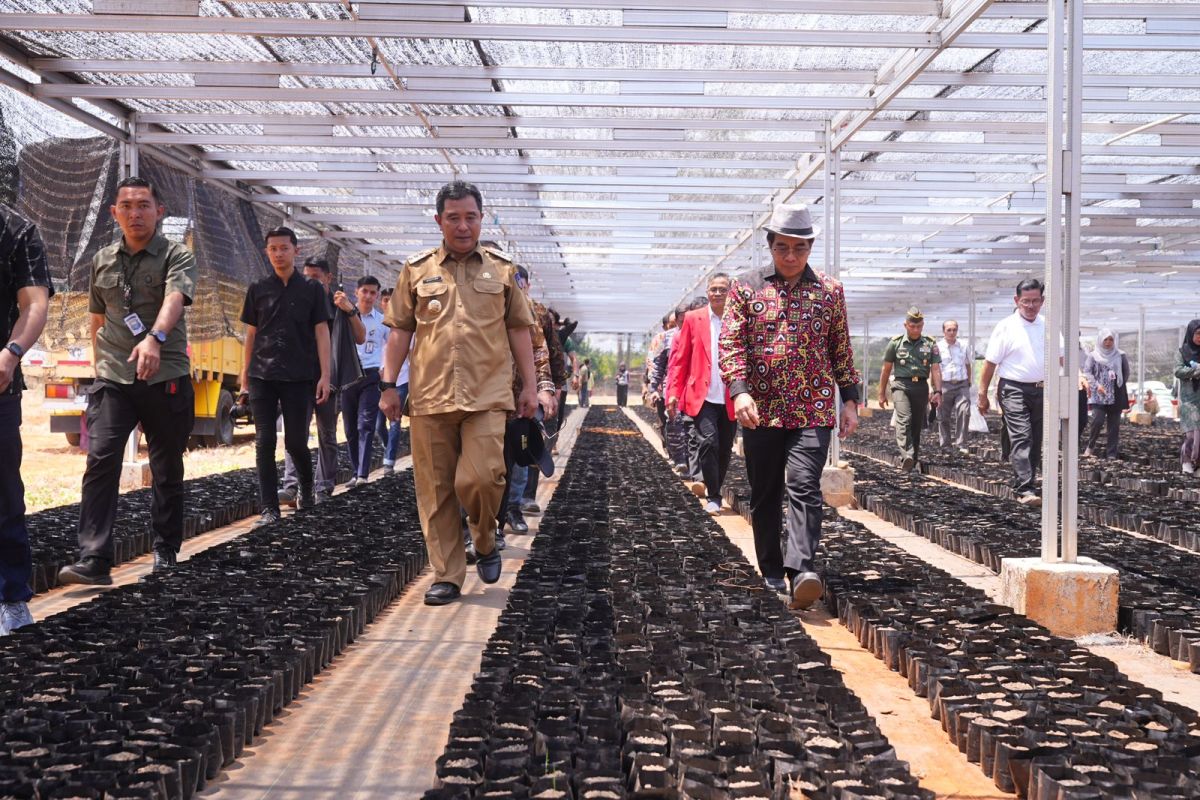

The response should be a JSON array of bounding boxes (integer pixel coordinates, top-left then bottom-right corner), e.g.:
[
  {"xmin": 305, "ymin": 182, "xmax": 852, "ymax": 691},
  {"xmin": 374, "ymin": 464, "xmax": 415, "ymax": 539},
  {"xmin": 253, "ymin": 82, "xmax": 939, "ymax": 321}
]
[{"xmin": 968, "ymin": 404, "xmax": 990, "ymax": 434}]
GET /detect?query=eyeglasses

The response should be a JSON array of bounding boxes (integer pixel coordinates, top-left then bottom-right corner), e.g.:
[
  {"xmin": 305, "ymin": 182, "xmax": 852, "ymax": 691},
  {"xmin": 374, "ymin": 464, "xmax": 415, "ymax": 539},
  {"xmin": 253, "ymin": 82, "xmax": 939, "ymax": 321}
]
[
  {"xmin": 1017, "ymin": 297, "xmax": 1045, "ymax": 307},
  {"xmin": 771, "ymin": 245, "xmax": 811, "ymax": 258},
  {"xmin": 707, "ymin": 286, "xmax": 729, "ymax": 295}
]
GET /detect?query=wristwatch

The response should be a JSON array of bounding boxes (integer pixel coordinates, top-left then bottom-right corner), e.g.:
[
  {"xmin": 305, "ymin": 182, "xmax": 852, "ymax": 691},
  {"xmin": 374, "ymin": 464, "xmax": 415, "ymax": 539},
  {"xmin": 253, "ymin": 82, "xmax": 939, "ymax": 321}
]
[
  {"xmin": 149, "ymin": 329, "xmax": 168, "ymax": 344},
  {"xmin": 379, "ymin": 381, "xmax": 397, "ymax": 392},
  {"xmin": 4, "ymin": 341, "xmax": 23, "ymax": 358}
]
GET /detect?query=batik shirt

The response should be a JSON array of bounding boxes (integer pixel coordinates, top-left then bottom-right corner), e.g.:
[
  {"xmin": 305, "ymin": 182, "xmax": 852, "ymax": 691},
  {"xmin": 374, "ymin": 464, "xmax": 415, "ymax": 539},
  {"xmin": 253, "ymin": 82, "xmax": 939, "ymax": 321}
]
[{"xmin": 719, "ymin": 265, "xmax": 860, "ymax": 430}]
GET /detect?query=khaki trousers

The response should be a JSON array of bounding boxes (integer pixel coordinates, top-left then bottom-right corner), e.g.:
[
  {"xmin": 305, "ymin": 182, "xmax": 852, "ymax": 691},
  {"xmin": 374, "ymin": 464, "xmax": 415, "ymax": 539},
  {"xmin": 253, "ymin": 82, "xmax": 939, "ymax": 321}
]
[{"xmin": 410, "ymin": 409, "xmax": 507, "ymax": 587}]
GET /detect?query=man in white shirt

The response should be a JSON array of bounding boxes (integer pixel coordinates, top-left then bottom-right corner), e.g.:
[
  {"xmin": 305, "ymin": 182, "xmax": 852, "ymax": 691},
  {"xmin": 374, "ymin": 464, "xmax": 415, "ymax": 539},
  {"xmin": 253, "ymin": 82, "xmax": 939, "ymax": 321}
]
[
  {"xmin": 666, "ymin": 274, "xmax": 737, "ymax": 514},
  {"xmin": 977, "ymin": 278, "xmax": 1047, "ymax": 506},
  {"xmin": 936, "ymin": 320, "xmax": 973, "ymax": 452},
  {"xmin": 341, "ymin": 275, "xmax": 388, "ymax": 487}
]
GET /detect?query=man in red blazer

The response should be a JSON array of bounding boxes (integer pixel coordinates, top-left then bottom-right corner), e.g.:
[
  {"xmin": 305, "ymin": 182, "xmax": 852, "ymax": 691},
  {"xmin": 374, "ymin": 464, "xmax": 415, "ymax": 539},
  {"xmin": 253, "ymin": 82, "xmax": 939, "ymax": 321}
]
[{"xmin": 666, "ymin": 274, "xmax": 737, "ymax": 514}]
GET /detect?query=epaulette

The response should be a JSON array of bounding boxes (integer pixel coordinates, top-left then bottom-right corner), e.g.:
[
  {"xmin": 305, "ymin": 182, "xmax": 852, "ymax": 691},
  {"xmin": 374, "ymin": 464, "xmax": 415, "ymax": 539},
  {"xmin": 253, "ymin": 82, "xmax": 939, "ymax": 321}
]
[
  {"xmin": 405, "ymin": 247, "xmax": 439, "ymax": 266},
  {"xmin": 482, "ymin": 246, "xmax": 514, "ymax": 263},
  {"xmin": 889, "ymin": 334, "xmax": 905, "ymax": 342}
]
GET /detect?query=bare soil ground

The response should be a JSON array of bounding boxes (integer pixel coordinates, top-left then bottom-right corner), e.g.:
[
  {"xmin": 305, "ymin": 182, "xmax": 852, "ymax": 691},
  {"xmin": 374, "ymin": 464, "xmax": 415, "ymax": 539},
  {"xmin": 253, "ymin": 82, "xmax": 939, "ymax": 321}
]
[{"xmin": 18, "ymin": 393, "xmax": 322, "ymax": 513}]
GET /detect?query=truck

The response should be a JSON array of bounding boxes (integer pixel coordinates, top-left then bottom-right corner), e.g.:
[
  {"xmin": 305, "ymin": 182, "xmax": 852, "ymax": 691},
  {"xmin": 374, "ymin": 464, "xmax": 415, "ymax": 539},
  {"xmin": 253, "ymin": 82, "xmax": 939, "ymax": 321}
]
[{"xmin": 40, "ymin": 294, "xmax": 246, "ymax": 448}]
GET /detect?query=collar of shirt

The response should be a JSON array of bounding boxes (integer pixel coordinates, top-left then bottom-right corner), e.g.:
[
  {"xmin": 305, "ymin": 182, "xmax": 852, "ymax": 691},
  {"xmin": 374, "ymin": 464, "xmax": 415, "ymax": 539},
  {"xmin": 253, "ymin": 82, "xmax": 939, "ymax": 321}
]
[
  {"xmin": 763, "ymin": 264, "xmax": 819, "ymax": 286},
  {"xmin": 118, "ymin": 233, "xmax": 168, "ymax": 258},
  {"xmin": 436, "ymin": 244, "xmax": 486, "ymax": 267},
  {"xmin": 268, "ymin": 268, "xmax": 304, "ymax": 288}
]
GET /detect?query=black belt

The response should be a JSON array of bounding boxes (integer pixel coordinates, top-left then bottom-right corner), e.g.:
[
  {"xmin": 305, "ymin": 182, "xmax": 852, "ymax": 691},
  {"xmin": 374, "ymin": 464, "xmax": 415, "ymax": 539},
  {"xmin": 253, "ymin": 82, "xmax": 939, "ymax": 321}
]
[
  {"xmin": 1000, "ymin": 378, "xmax": 1045, "ymax": 389},
  {"xmin": 895, "ymin": 375, "xmax": 927, "ymax": 383}
]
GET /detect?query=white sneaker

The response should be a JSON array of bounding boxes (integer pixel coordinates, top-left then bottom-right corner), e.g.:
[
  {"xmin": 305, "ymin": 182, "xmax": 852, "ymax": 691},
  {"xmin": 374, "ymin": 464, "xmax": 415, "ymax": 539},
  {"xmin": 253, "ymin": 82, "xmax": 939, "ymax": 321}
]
[
  {"xmin": 1184, "ymin": 463, "xmax": 1195, "ymax": 475},
  {"xmin": 0, "ymin": 602, "xmax": 34, "ymax": 635},
  {"xmin": 346, "ymin": 477, "xmax": 359, "ymax": 489},
  {"xmin": 704, "ymin": 500, "xmax": 720, "ymax": 515}
]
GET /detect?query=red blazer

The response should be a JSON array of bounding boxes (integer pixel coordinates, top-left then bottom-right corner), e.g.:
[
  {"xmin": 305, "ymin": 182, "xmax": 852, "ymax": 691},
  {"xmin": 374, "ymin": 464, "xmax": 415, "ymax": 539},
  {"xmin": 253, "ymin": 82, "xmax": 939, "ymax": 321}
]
[{"xmin": 665, "ymin": 307, "xmax": 736, "ymax": 420}]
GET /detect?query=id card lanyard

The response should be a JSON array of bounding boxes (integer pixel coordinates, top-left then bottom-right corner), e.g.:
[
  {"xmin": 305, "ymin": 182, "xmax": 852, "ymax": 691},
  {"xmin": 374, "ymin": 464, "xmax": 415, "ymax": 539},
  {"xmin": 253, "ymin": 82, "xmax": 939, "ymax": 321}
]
[{"xmin": 121, "ymin": 254, "xmax": 146, "ymax": 337}]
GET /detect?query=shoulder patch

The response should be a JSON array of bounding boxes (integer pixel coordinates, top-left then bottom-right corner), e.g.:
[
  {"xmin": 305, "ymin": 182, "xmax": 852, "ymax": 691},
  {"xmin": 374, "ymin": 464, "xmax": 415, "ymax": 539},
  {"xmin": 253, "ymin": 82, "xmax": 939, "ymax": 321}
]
[
  {"xmin": 405, "ymin": 247, "xmax": 438, "ymax": 266},
  {"xmin": 482, "ymin": 246, "xmax": 514, "ymax": 263}
]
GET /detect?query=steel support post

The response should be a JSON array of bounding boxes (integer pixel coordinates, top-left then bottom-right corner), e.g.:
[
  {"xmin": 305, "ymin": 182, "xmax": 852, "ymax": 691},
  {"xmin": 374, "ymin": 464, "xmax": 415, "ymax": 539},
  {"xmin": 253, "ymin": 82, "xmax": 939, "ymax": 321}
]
[
  {"xmin": 119, "ymin": 112, "xmax": 140, "ymax": 178},
  {"xmin": 968, "ymin": 291, "xmax": 977, "ymax": 384},
  {"xmin": 1135, "ymin": 306, "xmax": 1146, "ymax": 411},
  {"xmin": 1040, "ymin": 0, "xmax": 1083, "ymax": 563},
  {"xmin": 863, "ymin": 317, "xmax": 871, "ymax": 406},
  {"xmin": 823, "ymin": 124, "xmax": 843, "ymax": 466}
]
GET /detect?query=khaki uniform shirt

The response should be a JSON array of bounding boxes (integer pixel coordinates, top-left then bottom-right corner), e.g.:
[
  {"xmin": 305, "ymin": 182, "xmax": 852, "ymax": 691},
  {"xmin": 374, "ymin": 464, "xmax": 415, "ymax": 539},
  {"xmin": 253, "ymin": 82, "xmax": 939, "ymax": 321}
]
[
  {"xmin": 385, "ymin": 244, "xmax": 536, "ymax": 416},
  {"xmin": 884, "ymin": 334, "xmax": 940, "ymax": 381},
  {"xmin": 89, "ymin": 233, "xmax": 196, "ymax": 385}
]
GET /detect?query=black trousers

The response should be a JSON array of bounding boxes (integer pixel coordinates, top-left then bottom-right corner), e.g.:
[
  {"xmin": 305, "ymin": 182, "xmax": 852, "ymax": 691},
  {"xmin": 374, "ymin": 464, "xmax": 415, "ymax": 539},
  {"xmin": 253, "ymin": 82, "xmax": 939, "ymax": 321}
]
[
  {"xmin": 616, "ymin": 384, "xmax": 628, "ymax": 406},
  {"xmin": 691, "ymin": 401, "xmax": 735, "ymax": 502},
  {"xmin": 0, "ymin": 393, "xmax": 32, "ymax": 602},
  {"xmin": 79, "ymin": 378, "xmax": 194, "ymax": 563},
  {"xmin": 998, "ymin": 379, "xmax": 1043, "ymax": 495},
  {"xmin": 249, "ymin": 378, "xmax": 313, "ymax": 513},
  {"xmin": 743, "ymin": 425, "xmax": 831, "ymax": 579},
  {"xmin": 1085, "ymin": 403, "xmax": 1122, "ymax": 459}
]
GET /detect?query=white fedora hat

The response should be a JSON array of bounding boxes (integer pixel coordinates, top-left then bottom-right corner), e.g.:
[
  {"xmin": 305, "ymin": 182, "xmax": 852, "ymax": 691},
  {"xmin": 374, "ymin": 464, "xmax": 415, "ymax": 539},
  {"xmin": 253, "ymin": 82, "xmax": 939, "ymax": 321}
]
[{"xmin": 763, "ymin": 203, "xmax": 818, "ymax": 239}]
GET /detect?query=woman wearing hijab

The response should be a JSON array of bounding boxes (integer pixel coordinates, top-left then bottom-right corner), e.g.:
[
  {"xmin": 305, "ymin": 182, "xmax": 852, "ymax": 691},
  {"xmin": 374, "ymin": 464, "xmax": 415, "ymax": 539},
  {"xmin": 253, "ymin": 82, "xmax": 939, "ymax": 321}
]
[
  {"xmin": 1174, "ymin": 320, "xmax": 1200, "ymax": 474},
  {"xmin": 1082, "ymin": 329, "xmax": 1131, "ymax": 459}
]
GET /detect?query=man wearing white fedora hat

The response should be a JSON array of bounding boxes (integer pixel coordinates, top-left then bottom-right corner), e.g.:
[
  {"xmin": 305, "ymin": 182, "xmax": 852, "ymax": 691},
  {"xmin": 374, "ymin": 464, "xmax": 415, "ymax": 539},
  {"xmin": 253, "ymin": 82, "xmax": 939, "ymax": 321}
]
[{"xmin": 719, "ymin": 203, "xmax": 861, "ymax": 610}]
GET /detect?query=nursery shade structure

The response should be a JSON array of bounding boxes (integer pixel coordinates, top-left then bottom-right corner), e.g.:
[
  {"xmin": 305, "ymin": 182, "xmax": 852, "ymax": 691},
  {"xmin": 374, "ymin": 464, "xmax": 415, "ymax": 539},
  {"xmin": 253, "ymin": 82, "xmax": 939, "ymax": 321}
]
[{"xmin": 1, "ymin": 1, "xmax": 1199, "ymax": 333}]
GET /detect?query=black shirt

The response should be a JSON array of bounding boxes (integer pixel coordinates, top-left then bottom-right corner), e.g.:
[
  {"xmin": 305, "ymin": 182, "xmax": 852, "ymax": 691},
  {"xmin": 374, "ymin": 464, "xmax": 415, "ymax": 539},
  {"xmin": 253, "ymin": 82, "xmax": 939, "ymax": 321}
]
[
  {"xmin": 1, "ymin": 204, "xmax": 55, "ymax": 393},
  {"xmin": 240, "ymin": 270, "xmax": 331, "ymax": 382}
]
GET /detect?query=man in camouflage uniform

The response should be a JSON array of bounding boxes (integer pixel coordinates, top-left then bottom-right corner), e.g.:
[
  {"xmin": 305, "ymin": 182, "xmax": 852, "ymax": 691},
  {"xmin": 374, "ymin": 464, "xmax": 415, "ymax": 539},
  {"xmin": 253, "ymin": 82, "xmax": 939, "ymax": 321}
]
[{"xmin": 878, "ymin": 307, "xmax": 943, "ymax": 472}]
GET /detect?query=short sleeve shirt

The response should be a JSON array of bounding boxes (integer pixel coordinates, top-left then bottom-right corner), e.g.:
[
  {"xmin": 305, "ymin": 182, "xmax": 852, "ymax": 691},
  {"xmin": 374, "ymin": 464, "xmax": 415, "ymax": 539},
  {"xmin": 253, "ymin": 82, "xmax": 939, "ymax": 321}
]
[
  {"xmin": 89, "ymin": 233, "xmax": 196, "ymax": 385},
  {"xmin": 985, "ymin": 311, "xmax": 1046, "ymax": 382},
  {"xmin": 1, "ymin": 205, "xmax": 55, "ymax": 392},
  {"xmin": 356, "ymin": 307, "xmax": 388, "ymax": 371},
  {"xmin": 884, "ymin": 335, "xmax": 940, "ymax": 380},
  {"xmin": 384, "ymin": 244, "xmax": 536, "ymax": 415},
  {"xmin": 240, "ymin": 271, "xmax": 332, "ymax": 382}
]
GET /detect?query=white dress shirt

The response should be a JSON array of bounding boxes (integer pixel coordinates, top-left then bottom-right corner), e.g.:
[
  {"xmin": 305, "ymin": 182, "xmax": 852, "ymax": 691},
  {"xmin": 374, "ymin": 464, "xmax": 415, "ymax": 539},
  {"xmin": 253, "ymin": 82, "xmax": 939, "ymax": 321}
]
[
  {"xmin": 937, "ymin": 338, "xmax": 972, "ymax": 383},
  {"xmin": 706, "ymin": 306, "xmax": 726, "ymax": 404},
  {"xmin": 356, "ymin": 307, "xmax": 388, "ymax": 370},
  {"xmin": 985, "ymin": 311, "xmax": 1046, "ymax": 382}
]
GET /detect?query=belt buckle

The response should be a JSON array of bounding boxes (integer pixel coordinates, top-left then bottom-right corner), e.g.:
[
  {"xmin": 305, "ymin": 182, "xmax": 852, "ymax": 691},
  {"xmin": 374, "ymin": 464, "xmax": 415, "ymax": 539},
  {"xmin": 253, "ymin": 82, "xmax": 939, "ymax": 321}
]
[{"xmin": 911, "ymin": 376, "xmax": 919, "ymax": 383}]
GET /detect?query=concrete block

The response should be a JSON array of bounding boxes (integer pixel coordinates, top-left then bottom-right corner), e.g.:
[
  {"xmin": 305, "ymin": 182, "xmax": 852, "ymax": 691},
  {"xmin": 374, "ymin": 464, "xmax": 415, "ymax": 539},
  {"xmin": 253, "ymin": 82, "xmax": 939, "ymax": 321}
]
[
  {"xmin": 858, "ymin": 406, "xmax": 875, "ymax": 418},
  {"xmin": 998, "ymin": 556, "xmax": 1119, "ymax": 637},
  {"xmin": 120, "ymin": 460, "xmax": 153, "ymax": 490},
  {"xmin": 1128, "ymin": 411, "xmax": 1153, "ymax": 426},
  {"xmin": 821, "ymin": 464, "xmax": 855, "ymax": 508}
]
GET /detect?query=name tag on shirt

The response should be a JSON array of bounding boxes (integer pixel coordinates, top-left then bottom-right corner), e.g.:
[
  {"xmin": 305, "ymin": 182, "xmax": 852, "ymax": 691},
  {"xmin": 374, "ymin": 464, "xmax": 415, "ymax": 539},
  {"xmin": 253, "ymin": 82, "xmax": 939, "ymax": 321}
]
[{"xmin": 124, "ymin": 313, "xmax": 146, "ymax": 336}]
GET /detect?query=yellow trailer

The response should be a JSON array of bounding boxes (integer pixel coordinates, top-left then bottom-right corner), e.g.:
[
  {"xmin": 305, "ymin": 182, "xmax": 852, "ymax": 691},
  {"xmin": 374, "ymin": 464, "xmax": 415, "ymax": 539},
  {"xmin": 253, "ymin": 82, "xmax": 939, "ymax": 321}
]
[{"xmin": 43, "ymin": 300, "xmax": 246, "ymax": 448}]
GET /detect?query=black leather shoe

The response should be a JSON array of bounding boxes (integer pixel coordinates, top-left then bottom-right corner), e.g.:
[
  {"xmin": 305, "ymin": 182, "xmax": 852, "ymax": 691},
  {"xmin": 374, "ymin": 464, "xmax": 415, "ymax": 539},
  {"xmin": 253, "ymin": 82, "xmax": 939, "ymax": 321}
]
[
  {"xmin": 58, "ymin": 557, "xmax": 113, "ymax": 587},
  {"xmin": 476, "ymin": 548, "xmax": 502, "ymax": 584},
  {"xmin": 495, "ymin": 530, "xmax": 507, "ymax": 552},
  {"xmin": 424, "ymin": 582, "xmax": 461, "ymax": 606},
  {"xmin": 763, "ymin": 576, "xmax": 787, "ymax": 594},
  {"xmin": 152, "ymin": 547, "xmax": 177, "ymax": 572},
  {"xmin": 463, "ymin": 526, "xmax": 477, "ymax": 564},
  {"xmin": 507, "ymin": 509, "xmax": 529, "ymax": 534}
]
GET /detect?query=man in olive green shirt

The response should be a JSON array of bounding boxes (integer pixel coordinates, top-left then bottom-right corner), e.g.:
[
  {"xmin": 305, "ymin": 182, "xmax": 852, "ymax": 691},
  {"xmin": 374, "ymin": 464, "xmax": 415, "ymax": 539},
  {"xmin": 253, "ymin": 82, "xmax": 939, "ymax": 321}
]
[
  {"xmin": 59, "ymin": 176, "xmax": 197, "ymax": 586},
  {"xmin": 878, "ymin": 307, "xmax": 943, "ymax": 472}
]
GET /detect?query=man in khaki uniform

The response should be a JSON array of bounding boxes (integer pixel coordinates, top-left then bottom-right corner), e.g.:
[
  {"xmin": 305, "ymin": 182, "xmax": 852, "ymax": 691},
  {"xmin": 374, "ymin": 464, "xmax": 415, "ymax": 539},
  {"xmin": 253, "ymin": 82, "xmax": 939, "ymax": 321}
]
[{"xmin": 379, "ymin": 181, "xmax": 538, "ymax": 606}]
